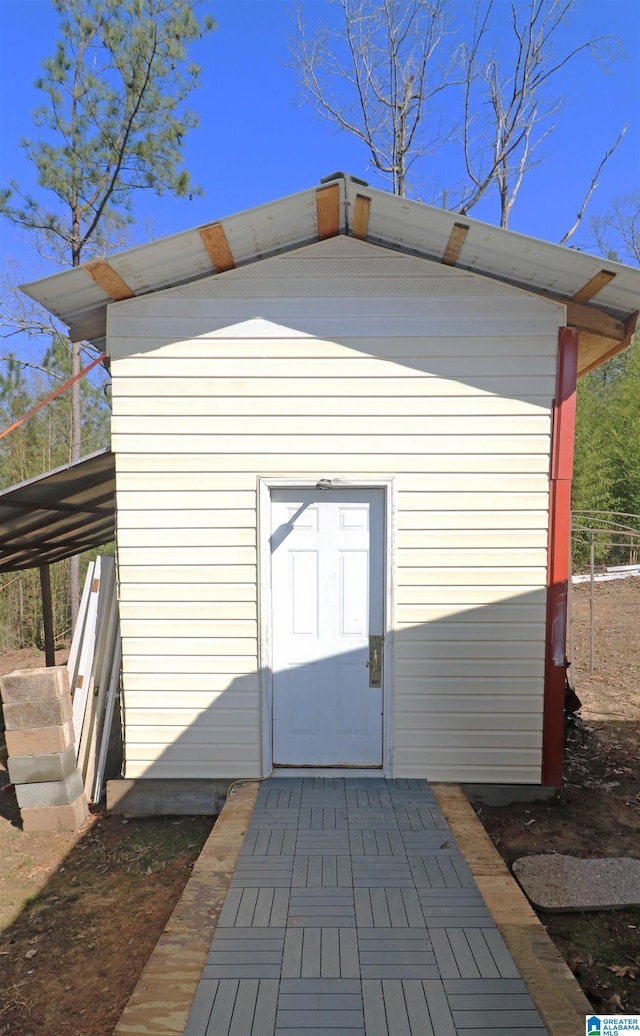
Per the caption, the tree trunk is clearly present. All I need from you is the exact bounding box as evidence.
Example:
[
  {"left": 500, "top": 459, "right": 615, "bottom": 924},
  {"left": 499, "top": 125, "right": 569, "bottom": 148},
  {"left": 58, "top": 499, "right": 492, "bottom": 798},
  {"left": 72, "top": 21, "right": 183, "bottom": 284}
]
[{"left": 69, "top": 340, "right": 82, "bottom": 630}]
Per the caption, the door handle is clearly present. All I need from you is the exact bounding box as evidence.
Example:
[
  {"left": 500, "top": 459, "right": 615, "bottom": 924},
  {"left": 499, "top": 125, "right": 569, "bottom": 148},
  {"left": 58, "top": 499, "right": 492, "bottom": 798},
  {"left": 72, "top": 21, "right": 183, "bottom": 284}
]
[{"left": 368, "top": 635, "right": 383, "bottom": 687}]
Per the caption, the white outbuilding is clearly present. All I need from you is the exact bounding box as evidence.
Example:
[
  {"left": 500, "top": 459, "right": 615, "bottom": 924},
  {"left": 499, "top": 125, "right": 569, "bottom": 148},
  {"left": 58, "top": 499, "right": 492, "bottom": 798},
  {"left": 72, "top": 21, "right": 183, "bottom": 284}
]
[{"left": 23, "top": 174, "right": 640, "bottom": 811}]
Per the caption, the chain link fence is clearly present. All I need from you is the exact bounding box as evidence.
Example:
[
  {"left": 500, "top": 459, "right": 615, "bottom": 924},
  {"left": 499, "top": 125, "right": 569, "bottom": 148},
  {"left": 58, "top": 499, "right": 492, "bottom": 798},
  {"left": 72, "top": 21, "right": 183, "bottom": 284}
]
[{"left": 569, "top": 511, "right": 640, "bottom": 672}]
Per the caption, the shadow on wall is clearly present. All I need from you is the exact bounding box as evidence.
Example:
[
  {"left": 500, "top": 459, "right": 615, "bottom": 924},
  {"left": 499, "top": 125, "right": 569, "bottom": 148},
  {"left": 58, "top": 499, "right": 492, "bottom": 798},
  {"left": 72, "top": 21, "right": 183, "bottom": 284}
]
[
  {"left": 113, "top": 311, "right": 558, "bottom": 411},
  {"left": 111, "top": 584, "right": 558, "bottom": 815}
]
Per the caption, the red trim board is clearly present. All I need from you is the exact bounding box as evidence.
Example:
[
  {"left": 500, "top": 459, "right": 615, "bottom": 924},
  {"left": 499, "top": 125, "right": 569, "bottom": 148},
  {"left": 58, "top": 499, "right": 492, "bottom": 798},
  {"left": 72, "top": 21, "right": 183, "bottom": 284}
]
[{"left": 542, "top": 327, "right": 579, "bottom": 788}]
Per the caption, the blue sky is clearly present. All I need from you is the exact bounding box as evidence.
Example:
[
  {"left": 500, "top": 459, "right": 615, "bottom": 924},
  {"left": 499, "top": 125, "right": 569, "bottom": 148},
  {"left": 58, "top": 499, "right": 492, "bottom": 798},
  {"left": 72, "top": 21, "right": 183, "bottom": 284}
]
[{"left": 1, "top": 0, "right": 639, "bottom": 291}]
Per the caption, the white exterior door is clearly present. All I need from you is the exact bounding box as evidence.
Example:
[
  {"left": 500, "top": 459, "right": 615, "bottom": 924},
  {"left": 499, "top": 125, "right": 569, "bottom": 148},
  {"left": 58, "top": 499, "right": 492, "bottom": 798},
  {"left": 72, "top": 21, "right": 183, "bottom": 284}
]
[{"left": 271, "top": 488, "right": 384, "bottom": 767}]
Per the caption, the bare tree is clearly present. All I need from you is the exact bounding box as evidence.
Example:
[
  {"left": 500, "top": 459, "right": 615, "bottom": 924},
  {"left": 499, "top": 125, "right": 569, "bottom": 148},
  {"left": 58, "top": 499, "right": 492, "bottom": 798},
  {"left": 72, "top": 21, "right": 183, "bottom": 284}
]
[
  {"left": 1, "top": 266, "right": 66, "bottom": 349},
  {"left": 291, "top": 0, "right": 625, "bottom": 233},
  {"left": 457, "top": 0, "right": 623, "bottom": 228},
  {"left": 589, "top": 192, "right": 640, "bottom": 266},
  {"left": 559, "top": 125, "right": 628, "bottom": 246},
  {"left": 291, "top": 0, "right": 456, "bottom": 197}
]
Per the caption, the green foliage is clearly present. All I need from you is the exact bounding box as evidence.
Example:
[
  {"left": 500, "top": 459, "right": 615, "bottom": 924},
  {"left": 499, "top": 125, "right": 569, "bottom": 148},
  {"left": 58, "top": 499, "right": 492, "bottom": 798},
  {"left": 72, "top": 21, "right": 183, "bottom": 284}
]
[
  {"left": 0, "top": 345, "right": 111, "bottom": 648},
  {"left": 572, "top": 334, "right": 640, "bottom": 568},
  {"left": 0, "top": 0, "right": 213, "bottom": 648},
  {"left": 1, "top": 0, "right": 215, "bottom": 264},
  {"left": 0, "top": 343, "right": 110, "bottom": 489}
]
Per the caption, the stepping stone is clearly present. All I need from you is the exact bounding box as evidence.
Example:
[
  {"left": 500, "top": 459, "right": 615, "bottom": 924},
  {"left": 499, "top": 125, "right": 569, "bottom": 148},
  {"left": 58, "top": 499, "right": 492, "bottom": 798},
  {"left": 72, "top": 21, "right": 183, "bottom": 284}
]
[{"left": 512, "top": 854, "right": 640, "bottom": 911}]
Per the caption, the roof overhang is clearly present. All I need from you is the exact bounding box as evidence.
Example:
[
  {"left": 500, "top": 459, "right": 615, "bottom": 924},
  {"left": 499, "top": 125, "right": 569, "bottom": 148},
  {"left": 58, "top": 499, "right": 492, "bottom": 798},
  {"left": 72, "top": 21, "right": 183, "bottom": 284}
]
[
  {"left": 0, "top": 448, "right": 115, "bottom": 572},
  {"left": 21, "top": 173, "right": 640, "bottom": 377}
]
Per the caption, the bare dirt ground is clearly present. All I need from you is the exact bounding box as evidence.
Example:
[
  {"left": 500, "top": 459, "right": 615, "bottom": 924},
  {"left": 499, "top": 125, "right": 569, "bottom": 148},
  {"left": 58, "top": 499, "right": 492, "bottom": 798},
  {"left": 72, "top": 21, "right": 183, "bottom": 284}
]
[
  {"left": 0, "top": 579, "right": 638, "bottom": 1032},
  {"left": 0, "top": 648, "right": 213, "bottom": 1036},
  {"left": 477, "top": 576, "right": 640, "bottom": 1016}
]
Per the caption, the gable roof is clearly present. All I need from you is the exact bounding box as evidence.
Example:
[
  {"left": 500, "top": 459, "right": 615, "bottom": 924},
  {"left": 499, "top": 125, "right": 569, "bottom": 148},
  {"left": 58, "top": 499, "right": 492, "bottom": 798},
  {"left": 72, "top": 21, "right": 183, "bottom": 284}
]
[{"left": 22, "top": 173, "right": 639, "bottom": 377}]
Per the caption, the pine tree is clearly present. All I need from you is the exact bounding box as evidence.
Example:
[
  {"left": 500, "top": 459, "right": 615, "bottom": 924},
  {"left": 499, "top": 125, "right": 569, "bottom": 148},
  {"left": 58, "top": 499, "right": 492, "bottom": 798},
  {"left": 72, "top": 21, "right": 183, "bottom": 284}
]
[
  {"left": 1, "top": 0, "right": 215, "bottom": 628},
  {"left": 1, "top": 0, "right": 215, "bottom": 267}
]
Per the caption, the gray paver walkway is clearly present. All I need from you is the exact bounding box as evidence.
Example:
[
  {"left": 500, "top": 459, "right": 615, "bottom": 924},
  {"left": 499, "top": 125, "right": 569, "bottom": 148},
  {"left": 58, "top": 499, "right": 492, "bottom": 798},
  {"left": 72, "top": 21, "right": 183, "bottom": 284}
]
[{"left": 184, "top": 778, "right": 549, "bottom": 1035}]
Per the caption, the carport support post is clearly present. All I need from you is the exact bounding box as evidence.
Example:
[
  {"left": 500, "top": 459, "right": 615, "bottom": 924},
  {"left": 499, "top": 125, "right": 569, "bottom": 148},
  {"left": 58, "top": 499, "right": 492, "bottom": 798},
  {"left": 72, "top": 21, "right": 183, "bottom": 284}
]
[
  {"left": 542, "top": 326, "right": 579, "bottom": 790},
  {"left": 39, "top": 563, "right": 55, "bottom": 667}
]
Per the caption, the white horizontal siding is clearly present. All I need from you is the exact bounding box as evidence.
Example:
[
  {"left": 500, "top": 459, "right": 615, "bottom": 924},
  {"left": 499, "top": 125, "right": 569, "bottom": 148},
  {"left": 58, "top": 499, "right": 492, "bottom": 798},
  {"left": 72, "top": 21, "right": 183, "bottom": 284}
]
[
  {"left": 399, "top": 509, "right": 549, "bottom": 530},
  {"left": 397, "top": 569, "right": 546, "bottom": 586},
  {"left": 396, "top": 621, "right": 546, "bottom": 641},
  {"left": 112, "top": 355, "right": 556, "bottom": 378},
  {"left": 128, "top": 724, "right": 258, "bottom": 745},
  {"left": 398, "top": 729, "right": 541, "bottom": 748},
  {"left": 395, "top": 680, "right": 542, "bottom": 703},
  {"left": 397, "top": 757, "right": 541, "bottom": 783},
  {"left": 112, "top": 432, "right": 552, "bottom": 457},
  {"left": 123, "top": 679, "right": 258, "bottom": 697},
  {"left": 127, "top": 708, "right": 256, "bottom": 727},
  {"left": 118, "top": 565, "right": 255, "bottom": 583},
  {"left": 117, "top": 528, "right": 255, "bottom": 547},
  {"left": 113, "top": 376, "right": 555, "bottom": 399},
  {"left": 112, "top": 335, "right": 558, "bottom": 362},
  {"left": 114, "top": 462, "right": 550, "bottom": 490},
  {"left": 123, "top": 638, "right": 256, "bottom": 655},
  {"left": 123, "top": 737, "right": 260, "bottom": 778},
  {"left": 119, "top": 620, "right": 256, "bottom": 639},
  {"left": 118, "top": 547, "right": 255, "bottom": 565},
  {"left": 111, "top": 414, "right": 551, "bottom": 436},
  {"left": 399, "top": 586, "right": 547, "bottom": 605},
  {"left": 112, "top": 393, "right": 550, "bottom": 418},
  {"left": 397, "top": 531, "right": 548, "bottom": 548},
  {"left": 109, "top": 237, "right": 563, "bottom": 782},
  {"left": 114, "top": 482, "right": 255, "bottom": 500},
  {"left": 124, "top": 760, "right": 256, "bottom": 779},
  {"left": 117, "top": 510, "right": 256, "bottom": 530},
  {"left": 400, "top": 640, "right": 544, "bottom": 660},
  {"left": 118, "top": 602, "right": 255, "bottom": 621},
  {"left": 396, "top": 603, "right": 545, "bottom": 623},
  {"left": 122, "top": 655, "right": 256, "bottom": 674},
  {"left": 118, "top": 582, "right": 255, "bottom": 603},
  {"left": 395, "top": 659, "right": 544, "bottom": 677},
  {"left": 110, "top": 320, "right": 561, "bottom": 348},
  {"left": 115, "top": 452, "right": 551, "bottom": 475}
]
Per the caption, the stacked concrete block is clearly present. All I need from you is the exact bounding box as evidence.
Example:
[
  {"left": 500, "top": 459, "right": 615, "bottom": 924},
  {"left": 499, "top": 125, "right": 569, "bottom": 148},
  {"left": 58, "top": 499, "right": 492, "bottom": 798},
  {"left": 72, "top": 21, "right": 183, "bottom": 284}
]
[{"left": 0, "top": 667, "right": 89, "bottom": 833}]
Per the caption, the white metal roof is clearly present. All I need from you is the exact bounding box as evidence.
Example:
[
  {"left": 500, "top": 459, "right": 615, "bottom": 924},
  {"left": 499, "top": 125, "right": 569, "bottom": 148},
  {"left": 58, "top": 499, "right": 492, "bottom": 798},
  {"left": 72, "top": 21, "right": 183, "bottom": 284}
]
[{"left": 22, "top": 173, "right": 639, "bottom": 356}]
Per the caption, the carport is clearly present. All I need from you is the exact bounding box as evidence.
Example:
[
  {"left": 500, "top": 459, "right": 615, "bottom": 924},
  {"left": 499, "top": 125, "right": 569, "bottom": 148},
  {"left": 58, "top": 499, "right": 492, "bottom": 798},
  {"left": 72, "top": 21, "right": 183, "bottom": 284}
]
[{"left": 0, "top": 448, "right": 116, "bottom": 663}]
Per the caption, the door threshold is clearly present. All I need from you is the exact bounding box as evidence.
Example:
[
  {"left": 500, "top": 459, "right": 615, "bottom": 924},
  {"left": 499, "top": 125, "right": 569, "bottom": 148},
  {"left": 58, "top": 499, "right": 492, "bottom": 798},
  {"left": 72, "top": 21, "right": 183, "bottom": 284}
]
[{"left": 271, "top": 767, "right": 385, "bottom": 778}]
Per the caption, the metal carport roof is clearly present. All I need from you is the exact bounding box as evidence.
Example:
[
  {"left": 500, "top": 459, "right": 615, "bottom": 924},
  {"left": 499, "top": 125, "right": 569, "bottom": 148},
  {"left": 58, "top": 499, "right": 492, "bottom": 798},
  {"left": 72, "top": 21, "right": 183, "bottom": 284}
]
[{"left": 0, "top": 448, "right": 115, "bottom": 573}]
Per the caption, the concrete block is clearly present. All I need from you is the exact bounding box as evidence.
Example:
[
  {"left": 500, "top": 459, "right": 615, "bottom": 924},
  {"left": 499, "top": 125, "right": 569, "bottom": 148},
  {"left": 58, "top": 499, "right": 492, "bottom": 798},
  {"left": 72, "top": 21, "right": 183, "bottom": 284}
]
[
  {"left": 15, "top": 768, "right": 85, "bottom": 809},
  {"left": 8, "top": 743, "right": 77, "bottom": 786},
  {"left": 5, "top": 719, "right": 75, "bottom": 758},
  {"left": 2, "top": 694, "right": 72, "bottom": 731},
  {"left": 0, "top": 666, "right": 70, "bottom": 704},
  {"left": 20, "top": 793, "right": 89, "bottom": 833}
]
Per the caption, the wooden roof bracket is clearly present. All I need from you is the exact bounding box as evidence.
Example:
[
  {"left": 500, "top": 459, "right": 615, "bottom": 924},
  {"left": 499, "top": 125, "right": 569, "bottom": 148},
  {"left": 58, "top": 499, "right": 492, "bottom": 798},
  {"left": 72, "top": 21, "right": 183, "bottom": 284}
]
[
  {"left": 578, "top": 309, "right": 639, "bottom": 377},
  {"left": 572, "top": 269, "right": 616, "bottom": 303},
  {"left": 85, "top": 258, "right": 135, "bottom": 301},
  {"left": 352, "top": 194, "right": 371, "bottom": 240},
  {"left": 561, "top": 298, "right": 626, "bottom": 340},
  {"left": 316, "top": 182, "right": 341, "bottom": 240},
  {"left": 199, "top": 223, "right": 236, "bottom": 272},
  {"left": 442, "top": 223, "right": 469, "bottom": 266}
]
